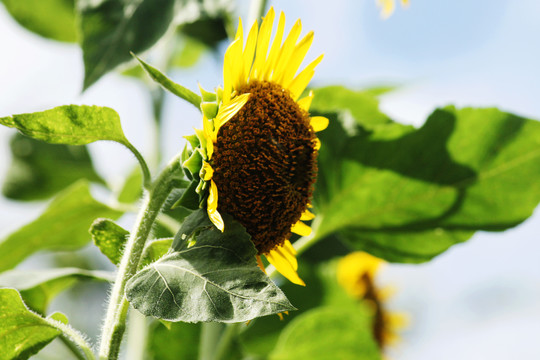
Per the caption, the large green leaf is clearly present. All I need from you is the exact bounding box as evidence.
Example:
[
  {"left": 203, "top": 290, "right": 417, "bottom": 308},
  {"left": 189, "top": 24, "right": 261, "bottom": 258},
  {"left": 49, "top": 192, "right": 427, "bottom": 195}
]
[
  {"left": 0, "top": 181, "right": 122, "bottom": 273},
  {"left": 126, "top": 209, "right": 295, "bottom": 323},
  {"left": 78, "top": 0, "right": 176, "bottom": 89},
  {"left": 313, "top": 106, "right": 540, "bottom": 262},
  {"left": 2, "top": 134, "right": 104, "bottom": 201},
  {"left": 0, "top": 288, "right": 68, "bottom": 360},
  {"left": 0, "top": 105, "right": 128, "bottom": 146},
  {"left": 0, "top": 268, "right": 113, "bottom": 314},
  {"left": 1, "top": 0, "right": 77, "bottom": 42},
  {"left": 90, "top": 218, "right": 129, "bottom": 266},
  {"left": 269, "top": 306, "right": 381, "bottom": 360}
]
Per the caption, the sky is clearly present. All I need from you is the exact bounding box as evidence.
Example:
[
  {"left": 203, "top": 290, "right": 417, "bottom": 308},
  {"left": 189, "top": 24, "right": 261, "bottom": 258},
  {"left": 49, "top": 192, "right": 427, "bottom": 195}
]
[{"left": 1, "top": 0, "right": 540, "bottom": 359}]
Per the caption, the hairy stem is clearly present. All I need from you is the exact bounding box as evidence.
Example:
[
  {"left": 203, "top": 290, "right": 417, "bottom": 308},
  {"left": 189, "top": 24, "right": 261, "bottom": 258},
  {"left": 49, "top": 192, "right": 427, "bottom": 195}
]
[
  {"left": 47, "top": 320, "right": 95, "bottom": 360},
  {"left": 98, "top": 154, "right": 182, "bottom": 360}
]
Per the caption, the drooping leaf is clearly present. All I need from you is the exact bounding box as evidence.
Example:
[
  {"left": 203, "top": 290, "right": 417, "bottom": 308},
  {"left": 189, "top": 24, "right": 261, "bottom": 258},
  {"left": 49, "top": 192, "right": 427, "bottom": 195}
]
[
  {"left": 89, "top": 218, "right": 129, "bottom": 265},
  {"left": 133, "top": 55, "right": 201, "bottom": 108},
  {"left": 0, "top": 268, "right": 113, "bottom": 314},
  {"left": 78, "top": 0, "right": 176, "bottom": 89},
  {"left": 269, "top": 306, "right": 381, "bottom": 360},
  {"left": 126, "top": 209, "right": 295, "bottom": 323},
  {"left": 313, "top": 105, "right": 540, "bottom": 262},
  {"left": 0, "top": 105, "right": 128, "bottom": 146},
  {"left": 0, "top": 181, "right": 122, "bottom": 273},
  {"left": 2, "top": 133, "right": 104, "bottom": 201},
  {"left": 0, "top": 288, "right": 68, "bottom": 360},
  {"left": 1, "top": 0, "right": 77, "bottom": 42}
]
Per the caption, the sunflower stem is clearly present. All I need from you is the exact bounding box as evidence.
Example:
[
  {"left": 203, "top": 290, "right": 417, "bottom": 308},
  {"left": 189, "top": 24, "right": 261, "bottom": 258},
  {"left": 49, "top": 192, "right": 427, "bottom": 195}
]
[
  {"left": 199, "top": 322, "right": 225, "bottom": 360},
  {"left": 98, "top": 154, "right": 182, "bottom": 360}
]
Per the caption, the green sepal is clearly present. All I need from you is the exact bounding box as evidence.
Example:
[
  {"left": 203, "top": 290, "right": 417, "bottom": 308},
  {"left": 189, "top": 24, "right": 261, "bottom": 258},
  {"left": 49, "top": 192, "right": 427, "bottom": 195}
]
[
  {"left": 199, "top": 85, "right": 217, "bottom": 102},
  {"left": 201, "top": 102, "right": 218, "bottom": 119},
  {"left": 181, "top": 144, "right": 193, "bottom": 180},
  {"left": 194, "top": 128, "right": 207, "bottom": 154},
  {"left": 184, "top": 134, "right": 200, "bottom": 149},
  {"left": 182, "top": 149, "right": 203, "bottom": 179},
  {"left": 171, "top": 180, "right": 200, "bottom": 210}
]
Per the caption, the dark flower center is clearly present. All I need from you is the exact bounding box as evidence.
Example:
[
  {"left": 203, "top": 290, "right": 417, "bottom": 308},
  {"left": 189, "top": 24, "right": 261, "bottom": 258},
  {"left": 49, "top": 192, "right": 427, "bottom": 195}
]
[{"left": 212, "top": 81, "right": 318, "bottom": 254}]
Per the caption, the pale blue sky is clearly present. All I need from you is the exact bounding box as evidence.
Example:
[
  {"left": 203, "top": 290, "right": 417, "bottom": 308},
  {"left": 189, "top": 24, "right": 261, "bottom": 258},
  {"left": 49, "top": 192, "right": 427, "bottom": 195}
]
[{"left": 1, "top": 1, "right": 539, "bottom": 358}]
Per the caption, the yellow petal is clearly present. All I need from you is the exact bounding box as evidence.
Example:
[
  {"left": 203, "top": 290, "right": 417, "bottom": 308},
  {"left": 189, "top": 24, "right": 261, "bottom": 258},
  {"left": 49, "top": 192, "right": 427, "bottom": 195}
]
[
  {"left": 271, "top": 18, "right": 302, "bottom": 83},
  {"left": 300, "top": 209, "right": 315, "bottom": 221},
  {"left": 297, "top": 91, "right": 314, "bottom": 112},
  {"left": 283, "top": 239, "right": 297, "bottom": 255},
  {"left": 289, "top": 54, "right": 324, "bottom": 100},
  {"left": 240, "top": 21, "right": 258, "bottom": 86},
  {"left": 262, "top": 11, "right": 286, "bottom": 81},
  {"left": 251, "top": 7, "right": 275, "bottom": 80},
  {"left": 207, "top": 180, "right": 224, "bottom": 231},
  {"left": 201, "top": 161, "right": 214, "bottom": 181},
  {"left": 280, "top": 31, "right": 314, "bottom": 87},
  {"left": 291, "top": 221, "right": 311, "bottom": 236},
  {"left": 265, "top": 248, "right": 305, "bottom": 286},
  {"left": 313, "top": 138, "right": 321, "bottom": 150},
  {"left": 214, "top": 93, "right": 250, "bottom": 132},
  {"left": 310, "top": 116, "right": 329, "bottom": 132},
  {"left": 256, "top": 255, "right": 266, "bottom": 274},
  {"left": 235, "top": 17, "right": 244, "bottom": 42},
  {"left": 275, "top": 246, "right": 297, "bottom": 271},
  {"left": 223, "top": 39, "right": 243, "bottom": 104},
  {"left": 401, "top": 0, "right": 410, "bottom": 7},
  {"left": 377, "top": 0, "right": 395, "bottom": 19}
]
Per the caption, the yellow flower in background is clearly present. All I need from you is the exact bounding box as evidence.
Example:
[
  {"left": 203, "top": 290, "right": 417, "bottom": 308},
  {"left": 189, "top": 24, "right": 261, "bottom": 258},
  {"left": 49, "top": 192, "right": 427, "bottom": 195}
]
[
  {"left": 190, "top": 7, "right": 327, "bottom": 286},
  {"left": 377, "top": 0, "right": 410, "bottom": 19},
  {"left": 338, "top": 252, "right": 409, "bottom": 350}
]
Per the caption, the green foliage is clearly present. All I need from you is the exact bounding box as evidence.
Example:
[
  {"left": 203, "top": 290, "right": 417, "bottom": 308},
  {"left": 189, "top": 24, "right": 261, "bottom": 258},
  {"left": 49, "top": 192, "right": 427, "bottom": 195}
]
[
  {"left": 116, "top": 167, "right": 143, "bottom": 204},
  {"left": 0, "top": 181, "right": 122, "bottom": 272},
  {"left": 270, "top": 306, "right": 381, "bottom": 360},
  {"left": 147, "top": 321, "right": 200, "bottom": 360},
  {"left": 126, "top": 209, "right": 295, "bottom": 323},
  {"left": 2, "top": 134, "right": 104, "bottom": 201},
  {"left": 0, "top": 288, "right": 68, "bottom": 360},
  {"left": 311, "top": 88, "right": 540, "bottom": 262},
  {"left": 78, "top": 0, "right": 176, "bottom": 89},
  {"left": 133, "top": 55, "right": 202, "bottom": 108},
  {"left": 90, "top": 219, "right": 130, "bottom": 266},
  {"left": 0, "top": 268, "right": 113, "bottom": 314},
  {"left": 0, "top": 105, "right": 128, "bottom": 146},
  {"left": 1, "top": 0, "right": 77, "bottom": 42}
]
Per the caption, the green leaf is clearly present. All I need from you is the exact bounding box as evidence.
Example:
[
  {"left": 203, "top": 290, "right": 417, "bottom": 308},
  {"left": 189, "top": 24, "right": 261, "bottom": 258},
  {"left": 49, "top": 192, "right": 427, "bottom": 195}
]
[
  {"left": 116, "top": 167, "right": 143, "bottom": 204},
  {"left": 0, "top": 181, "right": 122, "bottom": 273},
  {"left": 270, "top": 306, "right": 381, "bottom": 360},
  {"left": 171, "top": 37, "right": 206, "bottom": 68},
  {"left": 89, "top": 218, "right": 129, "bottom": 266},
  {"left": 310, "top": 86, "right": 393, "bottom": 129},
  {"left": 1, "top": 0, "right": 77, "bottom": 42},
  {"left": 314, "top": 106, "right": 540, "bottom": 262},
  {"left": 142, "top": 238, "right": 173, "bottom": 266},
  {"left": 2, "top": 133, "right": 104, "bottom": 201},
  {"left": 133, "top": 55, "right": 201, "bottom": 108},
  {"left": 0, "top": 105, "right": 128, "bottom": 146},
  {"left": 78, "top": 0, "right": 176, "bottom": 89},
  {"left": 0, "top": 288, "right": 67, "bottom": 360},
  {"left": 0, "top": 268, "right": 113, "bottom": 314},
  {"left": 126, "top": 209, "right": 295, "bottom": 323},
  {"left": 147, "top": 321, "right": 200, "bottom": 360}
]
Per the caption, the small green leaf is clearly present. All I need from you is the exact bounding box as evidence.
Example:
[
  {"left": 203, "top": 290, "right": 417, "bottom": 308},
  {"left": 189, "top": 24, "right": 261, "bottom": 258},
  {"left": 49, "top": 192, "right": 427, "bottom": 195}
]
[
  {"left": 0, "top": 268, "right": 113, "bottom": 314},
  {"left": 0, "top": 105, "right": 128, "bottom": 146},
  {"left": 116, "top": 167, "right": 143, "bottom": 204},
  {"left": 142, "top": 238, "right": 173, "bottom": 266},
  {"left": 0, "top": 181, "right": 122, "bottom": 273},
  {"left": 0, "top": 288, "right": 66, "bottom": 360},
  {"left": 269, "top": 306, "right": 381, "bottom": 360},
  {"left": 78, "top": 0, "right": 176, "bottom": 89},
  {"left": 133, "top": 55, "right": 201, "bottom": 109},
  {"left": 1, "top": 0, "right": 77, "bottom": 42},
  {"left": 126, "top": 209, "right": 295, "bottom": 323},
  {"left": 89, "top": 219, "right": 129, "bottom": 265},
  {"left": 2, "top": 133, "right": 104, "bottom": 201},
  {"left": 314, "top": 106, "right": 540, "bottom": 263}
]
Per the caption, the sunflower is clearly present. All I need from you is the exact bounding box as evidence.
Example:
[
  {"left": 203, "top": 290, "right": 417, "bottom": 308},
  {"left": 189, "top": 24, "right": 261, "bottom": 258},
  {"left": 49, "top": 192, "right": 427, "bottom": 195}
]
[
  {"left": 337, "top": 252, "right": 408, "bottom": 350},
  {"left": 181, "top": 7, "right": 327, "bottom": 286}
]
